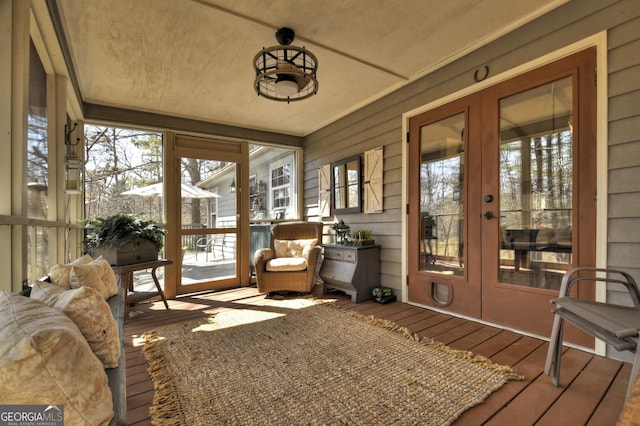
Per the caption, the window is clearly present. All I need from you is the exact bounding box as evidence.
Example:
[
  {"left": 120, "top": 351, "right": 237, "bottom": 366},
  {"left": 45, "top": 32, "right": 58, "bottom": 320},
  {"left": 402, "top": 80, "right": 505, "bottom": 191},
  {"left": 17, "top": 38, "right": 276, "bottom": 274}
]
[
  {"left": 84, "top": 125, "right": 164, "bottom": 222},
  {"left": 269, "top": 155, "right": 294, "bottom": 219},
  {"left": 26, "top": 39, "right": 49, "bottom": 282},
  {"left": 248, "top": 146, "right": 298, "bottom": 221},
  {"left": 27, "top": 40, "right": 48, "bottom": 219}
]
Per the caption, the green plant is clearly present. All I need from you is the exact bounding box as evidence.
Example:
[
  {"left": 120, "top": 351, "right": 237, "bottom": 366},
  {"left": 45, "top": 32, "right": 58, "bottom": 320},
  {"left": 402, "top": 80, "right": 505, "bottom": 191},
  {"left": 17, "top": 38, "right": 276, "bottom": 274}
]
[
  {"left": 352, "top": 229, "right": 372, "bottom": 240},
  {"left": 330, "top": 219, "right": 351, "bottom": 244},
  {"left": 82, "top": 213, "right": 165, "bottom": 254},
  {"left": 330, "top": 219, "right": 350, "bottom": 233}
]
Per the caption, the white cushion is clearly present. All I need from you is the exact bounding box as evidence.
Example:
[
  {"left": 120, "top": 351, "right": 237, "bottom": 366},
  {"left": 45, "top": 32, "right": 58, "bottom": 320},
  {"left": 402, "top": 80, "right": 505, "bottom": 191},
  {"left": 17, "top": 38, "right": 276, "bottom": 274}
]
[
  {"left": 273, "top": 238, "right": 317, "bottom": 259},
  {"left": 0, "top": 291, "right": 113, "bottom": 425},
  {"left": 266, "top": 257, "right": 308, "bottom": 272},
  {"left": 91, "top": 256, "right": 119, "bottom": 298},
  {"left": 31, "top": 281, "right": 121, "bottom": 368},
  {"left": 48, "top": 255, "right": 93, "bottom": 289},
  {"left": 70, "top": 256, "right": 119, "bottom": 300}
]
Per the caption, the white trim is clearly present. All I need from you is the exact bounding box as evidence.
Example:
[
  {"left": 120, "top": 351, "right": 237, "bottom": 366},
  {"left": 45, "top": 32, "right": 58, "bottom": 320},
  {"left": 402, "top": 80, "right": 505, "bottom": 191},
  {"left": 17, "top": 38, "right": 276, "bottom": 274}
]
[
  {"left": 401, "top": 33, "right": 609, "bottom": 354},
  {"left": 594, "top": 32, "right": 609, "bottom": 355}
]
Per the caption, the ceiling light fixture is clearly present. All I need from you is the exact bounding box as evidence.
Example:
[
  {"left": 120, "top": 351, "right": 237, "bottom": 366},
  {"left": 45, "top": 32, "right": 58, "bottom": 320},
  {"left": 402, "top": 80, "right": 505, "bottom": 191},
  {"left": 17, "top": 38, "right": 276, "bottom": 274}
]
[{"left": 253, "top": 27, "right": 318, "bottom": 103}]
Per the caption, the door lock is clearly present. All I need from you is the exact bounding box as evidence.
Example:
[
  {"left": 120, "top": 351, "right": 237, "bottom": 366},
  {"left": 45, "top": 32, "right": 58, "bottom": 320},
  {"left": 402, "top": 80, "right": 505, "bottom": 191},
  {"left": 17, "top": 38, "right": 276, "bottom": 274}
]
[
  {"left": 484, "top": 194, "right": 494, "bottom": 203},
  {"left": 483, "top": 211, "right": 495, "bottom": 220}
]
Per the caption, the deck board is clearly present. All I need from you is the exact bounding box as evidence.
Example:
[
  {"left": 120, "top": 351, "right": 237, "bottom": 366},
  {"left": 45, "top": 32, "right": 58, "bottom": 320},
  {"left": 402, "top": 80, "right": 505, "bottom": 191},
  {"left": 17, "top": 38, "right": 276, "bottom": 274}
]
[
  {"left": 123, "top": 285, "right": 632, "bottom": 425},
  {"left": 485, "top": 348, "right": 594, "bottom": 425},
  {"left": 587, "top": 363, "right": 631, "bottom": 425},
  {"left": 538, "top": 356, "right": 623, "bottom": 425}
]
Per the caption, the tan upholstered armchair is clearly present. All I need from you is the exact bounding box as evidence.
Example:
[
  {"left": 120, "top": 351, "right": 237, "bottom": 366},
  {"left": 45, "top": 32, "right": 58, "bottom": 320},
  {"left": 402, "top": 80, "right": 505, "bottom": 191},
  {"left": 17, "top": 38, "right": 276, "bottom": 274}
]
[{"left": 254, "top": 221, "right": 323, "bottom": 294}]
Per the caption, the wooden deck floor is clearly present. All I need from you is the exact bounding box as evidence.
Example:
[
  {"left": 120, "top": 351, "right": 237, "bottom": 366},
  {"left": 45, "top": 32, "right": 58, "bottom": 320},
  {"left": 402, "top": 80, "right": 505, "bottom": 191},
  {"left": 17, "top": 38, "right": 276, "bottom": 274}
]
[{"left": 124, "top": 286, "right": 631, "bottom": 425}]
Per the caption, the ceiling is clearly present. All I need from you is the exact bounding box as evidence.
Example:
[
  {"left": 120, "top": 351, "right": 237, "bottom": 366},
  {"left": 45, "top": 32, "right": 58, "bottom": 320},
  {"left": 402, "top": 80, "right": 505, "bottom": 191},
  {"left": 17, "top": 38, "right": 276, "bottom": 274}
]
[{"left": 56, "top": 0, "right": 568, "bottom": 137}]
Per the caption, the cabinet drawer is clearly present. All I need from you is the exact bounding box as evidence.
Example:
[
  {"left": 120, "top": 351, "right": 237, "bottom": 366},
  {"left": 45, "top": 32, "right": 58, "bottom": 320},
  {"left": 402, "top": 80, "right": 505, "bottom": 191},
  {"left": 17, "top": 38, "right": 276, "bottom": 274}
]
[
  {"left": 343, "top": 251, "right": 357, "bottom": 263},
  {"left": 324, "top": 249, "right": 344, "bottom": 261}
]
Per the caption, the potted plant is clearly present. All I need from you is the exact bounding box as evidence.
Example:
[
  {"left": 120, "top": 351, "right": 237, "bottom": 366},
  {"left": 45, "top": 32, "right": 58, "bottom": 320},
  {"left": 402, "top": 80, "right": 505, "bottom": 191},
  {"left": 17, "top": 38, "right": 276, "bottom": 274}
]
[
  {"left": 330, "top": 219, "right": 351, "bottom": 245},
  {"left": 352, "top": 229, "right": 374, "bottom": 246},
  {"left": 82, "top": 213, "right": 166, "bottom": 266}
]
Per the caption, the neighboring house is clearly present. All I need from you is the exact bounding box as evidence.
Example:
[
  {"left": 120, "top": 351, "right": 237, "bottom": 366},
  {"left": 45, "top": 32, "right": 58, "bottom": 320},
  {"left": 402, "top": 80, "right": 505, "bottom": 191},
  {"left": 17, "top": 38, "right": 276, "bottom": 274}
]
[
  {"left": 199, "top": 146, "right": 300, "bottom": 224},
  {"left": 1, "top": 0, "right": 639, "bottom": 362}
]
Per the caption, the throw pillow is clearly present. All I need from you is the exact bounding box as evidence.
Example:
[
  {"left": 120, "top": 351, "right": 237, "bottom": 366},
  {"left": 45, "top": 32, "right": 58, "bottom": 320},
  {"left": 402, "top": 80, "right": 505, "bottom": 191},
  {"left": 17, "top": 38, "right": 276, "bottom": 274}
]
[
  {"left": 90, "top": 256, "right": 119, "bottom": 298},
  {"left": 273, "top": 239, "right": 289, "bottom": 258},
  {"left": 48, "top": 254, "right": 93, "bottom": 289},
  {"left": 31, "top": 281, "right": 121, "bottom": 368},
  {"left": 70, "top": 262, "right": 110, "bottom": 299},
  {"left": 273, "top": 238, "right": 317, "bottom": 259},
  {"left": 0, "top": 291, "right": 114, "bottom": 425}
]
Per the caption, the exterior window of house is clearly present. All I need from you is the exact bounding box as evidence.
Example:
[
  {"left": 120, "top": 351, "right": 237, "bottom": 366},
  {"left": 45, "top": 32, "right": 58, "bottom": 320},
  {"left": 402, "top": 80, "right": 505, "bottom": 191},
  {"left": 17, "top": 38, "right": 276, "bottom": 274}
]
[
  {"left": 248, "top": 146, "right": 298, "bottom": 221},
  {"left": 26, "top": 39, "right": 49, "bottom": 281},
  {"left": 269, "top": 155, "right": 294, "bottom": 219}
]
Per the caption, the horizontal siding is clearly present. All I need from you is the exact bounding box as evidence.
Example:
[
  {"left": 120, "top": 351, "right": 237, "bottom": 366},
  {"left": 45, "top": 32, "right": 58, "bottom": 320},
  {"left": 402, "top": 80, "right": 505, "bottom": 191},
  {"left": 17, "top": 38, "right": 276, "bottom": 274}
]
[
  {"left": 609, "top": 166, "right": 640, "bottom": 193},
  {"left": 606, "top": 1, "right": 640, "bottom": 349},
  {"left": 609, "top": 140, "right": 640, "bottom": 169},
  {"left": 609, "top": 193, "right": 640, "bottom": 218},
  {"left": 608, "top": 218, "right": 640, "bottom": 243}
]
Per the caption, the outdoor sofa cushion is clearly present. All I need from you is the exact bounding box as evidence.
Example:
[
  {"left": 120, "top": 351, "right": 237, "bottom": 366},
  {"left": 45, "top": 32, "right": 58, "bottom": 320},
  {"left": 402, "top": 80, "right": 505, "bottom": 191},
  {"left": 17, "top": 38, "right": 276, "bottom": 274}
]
[
  {"left": 0, "top": 291, "right": 113, "bottom": 425},
  {"left": 30, "top": 280, "right": 121, "bottom": 368}
]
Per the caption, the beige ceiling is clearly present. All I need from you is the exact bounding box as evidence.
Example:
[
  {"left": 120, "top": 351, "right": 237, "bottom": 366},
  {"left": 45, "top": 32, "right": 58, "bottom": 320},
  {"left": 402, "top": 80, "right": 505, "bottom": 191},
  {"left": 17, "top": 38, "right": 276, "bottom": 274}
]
[{"left": 57, "top": 0, "right": 567, "bottom": 137}]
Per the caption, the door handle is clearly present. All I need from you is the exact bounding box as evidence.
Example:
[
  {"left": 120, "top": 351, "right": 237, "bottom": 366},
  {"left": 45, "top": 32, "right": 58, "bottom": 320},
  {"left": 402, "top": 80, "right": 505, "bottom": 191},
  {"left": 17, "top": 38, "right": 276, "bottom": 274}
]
[{"left": 483, "top": 211, "right": 495, "bottom": 220}]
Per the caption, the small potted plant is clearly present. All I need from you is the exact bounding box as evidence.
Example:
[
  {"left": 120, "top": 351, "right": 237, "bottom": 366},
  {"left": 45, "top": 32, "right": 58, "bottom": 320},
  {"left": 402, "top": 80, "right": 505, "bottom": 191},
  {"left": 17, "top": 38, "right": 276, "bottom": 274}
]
[
  {"left": 82, "top": 213, "right": 165, "bottom": 266},
  {"left": 352, "top": 229, "right": 374, "bottom": 246}
]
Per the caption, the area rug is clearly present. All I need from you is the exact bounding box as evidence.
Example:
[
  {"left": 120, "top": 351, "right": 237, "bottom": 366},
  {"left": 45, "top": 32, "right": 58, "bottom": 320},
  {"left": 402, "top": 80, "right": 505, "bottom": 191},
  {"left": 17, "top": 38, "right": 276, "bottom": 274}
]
[{"left": 142, "top": 300, "right": 522, "bottom": 425}]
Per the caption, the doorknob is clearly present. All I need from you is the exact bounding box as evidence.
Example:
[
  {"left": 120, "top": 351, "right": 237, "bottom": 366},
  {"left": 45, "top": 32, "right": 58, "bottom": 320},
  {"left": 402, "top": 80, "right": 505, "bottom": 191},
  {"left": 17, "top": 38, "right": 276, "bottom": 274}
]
[{"left": 483, "top": 211, "right": 495, "bottom": 220}]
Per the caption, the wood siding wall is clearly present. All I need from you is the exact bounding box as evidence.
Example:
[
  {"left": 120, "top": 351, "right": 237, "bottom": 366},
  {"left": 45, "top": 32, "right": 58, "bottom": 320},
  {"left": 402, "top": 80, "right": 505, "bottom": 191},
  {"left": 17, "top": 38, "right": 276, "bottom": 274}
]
[
  {"left": 303, "top": 0, "right": 640, "bottom": 303},
  {"left": 607, "top": 11, "right": 640, "bottom": 304}
]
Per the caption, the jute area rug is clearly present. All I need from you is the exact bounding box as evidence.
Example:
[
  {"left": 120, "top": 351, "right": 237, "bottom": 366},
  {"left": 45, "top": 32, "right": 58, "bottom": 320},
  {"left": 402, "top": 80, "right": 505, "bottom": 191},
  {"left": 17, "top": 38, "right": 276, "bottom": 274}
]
[{"left": 142, "top": 299, "right": 522, "bottom": 425}]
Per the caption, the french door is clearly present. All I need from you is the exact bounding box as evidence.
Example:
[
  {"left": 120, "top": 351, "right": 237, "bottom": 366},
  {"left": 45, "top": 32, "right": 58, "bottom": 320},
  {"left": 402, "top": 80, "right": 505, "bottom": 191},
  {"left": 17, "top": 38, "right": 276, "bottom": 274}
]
[{"left": 408, "top": 48, "right": 596, "bottom": 345}]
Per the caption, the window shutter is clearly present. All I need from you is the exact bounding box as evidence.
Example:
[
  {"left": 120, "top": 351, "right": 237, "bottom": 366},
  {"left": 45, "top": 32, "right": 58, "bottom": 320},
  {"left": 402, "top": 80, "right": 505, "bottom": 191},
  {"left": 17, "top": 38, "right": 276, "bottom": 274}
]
[
  {"left": 318, "top": 164, "right": 331, "bottom": 217},
  {"left": 364, "top": 147, "right": 383, "bottom": 214}
]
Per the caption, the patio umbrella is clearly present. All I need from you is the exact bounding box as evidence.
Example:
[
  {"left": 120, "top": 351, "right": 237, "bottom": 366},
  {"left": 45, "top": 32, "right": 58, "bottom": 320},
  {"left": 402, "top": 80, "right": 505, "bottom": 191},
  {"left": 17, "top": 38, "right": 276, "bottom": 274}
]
[
  {"left": 121, "top": 182, "right": 219, "bottom": 199},
  {"left": 121, "top": 182, "right": 219, "bottom": 225}
]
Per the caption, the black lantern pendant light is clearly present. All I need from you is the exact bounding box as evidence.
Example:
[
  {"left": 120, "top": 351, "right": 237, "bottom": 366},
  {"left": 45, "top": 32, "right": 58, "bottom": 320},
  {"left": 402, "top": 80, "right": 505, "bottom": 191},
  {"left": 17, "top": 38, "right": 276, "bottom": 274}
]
[{"left": 253, "top": 27, "right": 318, "bottom": 103}]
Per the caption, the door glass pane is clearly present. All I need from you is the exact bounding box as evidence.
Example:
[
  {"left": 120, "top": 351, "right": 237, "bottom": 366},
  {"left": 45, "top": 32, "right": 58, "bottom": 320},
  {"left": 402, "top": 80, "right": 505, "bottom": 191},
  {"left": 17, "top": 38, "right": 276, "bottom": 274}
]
[
  {"left": 419, "top": 113, "right": 465, "bottom": 276},
  {"left": 498, "top": 77, "right": 573, "bottom": 290},
  {"left": 180, "top": 159, "right": 236, "bottom": 285}
]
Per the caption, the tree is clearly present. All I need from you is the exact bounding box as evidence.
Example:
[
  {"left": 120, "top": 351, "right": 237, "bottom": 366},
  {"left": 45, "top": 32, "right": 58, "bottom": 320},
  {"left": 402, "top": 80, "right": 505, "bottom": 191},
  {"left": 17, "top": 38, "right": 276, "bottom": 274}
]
[{"left": 84, "top": 126, "right": 163, "bottom": 221}]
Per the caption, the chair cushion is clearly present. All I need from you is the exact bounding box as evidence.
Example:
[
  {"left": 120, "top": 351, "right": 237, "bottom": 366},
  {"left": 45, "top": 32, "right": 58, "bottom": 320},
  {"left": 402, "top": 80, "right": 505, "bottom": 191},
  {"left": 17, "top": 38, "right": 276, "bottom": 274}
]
[
  {"left": 266, "top": 257, "right": 308, "bottom": 272},
  {"left": 0, "top": 291, "right": 114, "bottom": 425},
  {"left": 274, "top": 238, "right": 317, "bottom": 259},
  {"left": 30, "top": 281, "right": 121, "bottom": 368}
]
